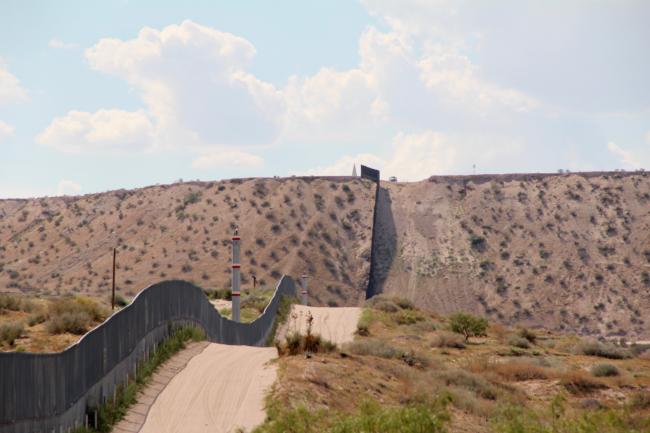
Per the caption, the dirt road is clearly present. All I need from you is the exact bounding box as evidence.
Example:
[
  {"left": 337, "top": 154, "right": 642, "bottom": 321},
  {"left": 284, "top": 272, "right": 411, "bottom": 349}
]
[
  {"left": 138, "top": 344, "right": 277, "bottom": 433},
  {"left": 115, "top": 305, "right": 360, "bottom": 433},
  {"left": 278, "top": 305, "right": 361, "bottom": 346}
]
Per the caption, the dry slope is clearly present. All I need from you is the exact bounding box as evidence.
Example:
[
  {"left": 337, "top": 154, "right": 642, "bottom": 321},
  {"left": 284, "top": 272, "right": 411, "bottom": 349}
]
[
  {"left": 0, "top": 177, "right": 375, "bottom": 307},
  {"left": 377, "top": 172, "right": 650, "bottom": 339}
]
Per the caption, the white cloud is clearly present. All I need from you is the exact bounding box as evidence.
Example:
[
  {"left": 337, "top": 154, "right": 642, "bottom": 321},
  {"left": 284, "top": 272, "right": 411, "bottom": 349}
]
[
  {"left": 56, "top": 179, "right": 82, "bottom": 196},
  {"left": 607, "top": 142, "right": 641, "bottom": 170},
  {"left": 646, "top": 132, "right": 650, "bottom": 145},
  {"left": 37, "top": 109, "right": 155, "bottom": 153},
  {"left": 0, "top": 59, "right": 27, "bottom": 104},
  {"left": 84, "top": 20, "right": 285, "bottom": 147},
  {"left": 0, "top": 120, "right": 14, "bottom": 143},
  {"left": 192, "top": 149, "right": 264, "bottom": 169},
  {"left": 48, "top": 39, "right": 79, "bottom": 50}
]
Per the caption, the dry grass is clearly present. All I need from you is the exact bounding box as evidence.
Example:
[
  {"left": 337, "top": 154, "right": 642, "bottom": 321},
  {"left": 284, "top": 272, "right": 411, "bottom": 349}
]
[{"left": 560, "top": 370, "right": 607, "bottom": 394}]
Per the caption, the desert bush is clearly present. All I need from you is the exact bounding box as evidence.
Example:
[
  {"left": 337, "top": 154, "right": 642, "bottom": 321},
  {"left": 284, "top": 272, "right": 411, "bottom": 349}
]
[
  {"left": 507, "top": 335, "right": 530, "bottom": 349},
  {"left": 27, "top": 311, "right": 47, "bottom": 326},
  {"left": 438, "top": 369, "right": 498, "bottom": 400},
  {"left": 46, "top": 297, "right": 108, "bottom": 335},
  {"left": 113, "top": 294, "right": 129, "bottom": 308},
  {"left": 343, "top": 338, "right": 403, "bottom": 359},
  {"left": 0, "top": 322, "right": 24, "bottom": 346},
  {"left": 574, "top": 339, "right": 631, "bottom": 359},
  {"left": 517, "top": 327, "right": 537, "bottom": 344},
  {"left": 590, "top": 363, "right": 619, "bottom": 377},
  {"left": 365, "top": 296, "right": 399, "bottom": 313},
  {"left": 430, "top": 331, "right": 466, "bottom": 349},
  {"left": 183, "top": 191, "right": 201, "bottom": 206},
  {"left": 394, "top": 309, "right": 425, "bottom": 325},
  {"left": 449, "top": 312, "right": 488, "bottom": 341},
  {"left": 0, "top": 294, "right": 34, "bottom": 312},
  {"left": 276, "top": 331, "right": 336, "bottom": 356},
  {"left": 560, "top": 370, "right": 607, "bottom": 394},
  {"left": 630, "top": 391, "right": 650, "bottom": 410},
  {"left": 490, "top": 361, "right": 550, "bottom": 381},
  {"left": 470, "top": 235, "right": 487, "bottom": 252},
  {"left": 394, "top": 297, "right": 414, "bottom": 310}
]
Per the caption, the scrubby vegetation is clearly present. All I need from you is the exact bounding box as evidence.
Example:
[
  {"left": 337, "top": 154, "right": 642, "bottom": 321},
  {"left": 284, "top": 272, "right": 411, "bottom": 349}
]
[
  {"left": 261, "top": 297, "right": 650, "bottom": 433},
  {"left": 448, "top": 312, "right": 488, "bottom": 341},
  {"left": 46, "top": 297, "right": 108, "bottom": 335}
]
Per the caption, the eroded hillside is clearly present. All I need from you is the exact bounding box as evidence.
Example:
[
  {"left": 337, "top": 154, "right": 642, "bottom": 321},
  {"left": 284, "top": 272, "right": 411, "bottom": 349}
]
[
  {"left": 0, "top": 177, "right": 375, "bottom": 307},
  {"left": 376, "top": 172, "right": 650, "bottom": 339}
]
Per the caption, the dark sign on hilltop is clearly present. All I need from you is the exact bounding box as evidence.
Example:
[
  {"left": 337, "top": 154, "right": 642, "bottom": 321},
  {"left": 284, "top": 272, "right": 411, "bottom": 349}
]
[{"left": 360, "top": 165, "right": 380, "bottom": 183}]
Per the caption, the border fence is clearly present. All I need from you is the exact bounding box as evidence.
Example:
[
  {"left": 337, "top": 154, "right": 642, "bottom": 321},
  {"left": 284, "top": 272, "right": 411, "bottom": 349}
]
[{"left": 0, "top": 275, "right": 297, "bottom": 433}]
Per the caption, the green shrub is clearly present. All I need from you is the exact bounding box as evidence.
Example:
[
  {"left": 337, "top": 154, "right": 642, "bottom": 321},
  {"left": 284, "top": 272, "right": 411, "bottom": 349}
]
[
  {"left": 0, "top": 322, "right": 24, "bottom": 346},
  {"left": 394, "top": 297, "right": 414, "bottom": 310},
  {"left": 241, "top": 295, "right": 269, "bottom": 313},
  {"left": 590, "top": 363, "right": 620, "bottom": 377},
  {"left": 448, "top": 312, "right": 488, "bottom": 341},
  {"left": 394, "top": 310, "right": 425, "bottom": 325},
  {"left": 430, "top": 331, "right": 466, "bottom": 349},
  {"left": 575, "top": 339, "right": 631, "bottom": 359},
  {"left": 113, "top": 294, "right": 129, "bottom": 308},
  {"left": 356, "top": 309, "right": 372, "bottom": 336},
  {"left": 507, "top": 335, "right": 530, "bottom": 349},
  {"left": 27, "top": 311, "right": 47, "bottom": 326},
  {"left": 343, "top": 339, "right": 403, "bottom": 359}
]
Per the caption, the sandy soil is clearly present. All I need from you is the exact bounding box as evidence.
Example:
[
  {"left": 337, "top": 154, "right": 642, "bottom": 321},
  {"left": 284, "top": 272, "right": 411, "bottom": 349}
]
[
  {"left": 139, "top": 343, "right": 277, "bottom": 433},
  {"left": 278, "top": 305, "right": 361, "bottom": 345}
]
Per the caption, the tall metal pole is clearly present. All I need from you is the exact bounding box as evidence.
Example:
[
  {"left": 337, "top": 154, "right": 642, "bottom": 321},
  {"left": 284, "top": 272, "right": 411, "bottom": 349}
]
[
  {"left": 301, "top": 274, "right": 308, "bottom": 305},
  {"left": 231, "top": 229, "right": 241, "bottom": 322},
  {"left": 111, "top": 247, "right": 116, "bottom": 310}
]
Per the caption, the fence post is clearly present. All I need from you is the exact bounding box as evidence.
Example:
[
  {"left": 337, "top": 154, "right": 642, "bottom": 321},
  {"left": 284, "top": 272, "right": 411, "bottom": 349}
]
[{"left": 231, "top": 229, "right": 241, "bottom": 322}]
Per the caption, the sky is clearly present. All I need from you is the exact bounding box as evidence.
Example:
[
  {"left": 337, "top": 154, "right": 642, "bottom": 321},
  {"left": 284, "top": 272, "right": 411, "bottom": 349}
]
[{"left": 0, "top": 0, "right": 649, "bottom": 198}]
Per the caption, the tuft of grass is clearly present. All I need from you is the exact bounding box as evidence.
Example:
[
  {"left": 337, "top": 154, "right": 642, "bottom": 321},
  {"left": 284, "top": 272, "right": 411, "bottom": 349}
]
[
  {"left": 590, "top": 363, "right": 620, "bottom": 377},
  {"left": 365, "top": 296, "right": 400, "bottom": 313},
  {"left": 0, "top": 321, "right": 24, "bottom": 346},
  {"left": 430, "top": 331, "right": 466, "bottom": 349},
  {"left": 343, "top": 338, "right": 403, "bottom": 359},
  {"left": 630, "top": 391, "right": 650, "bottom": 410},
  {"left": 438, "top": 369, "right": 499, "bottom": 400},
  {"left": 517, "top": 328, "right": 537, "bottom": 344},
  {"left": 394, "top": 309, "right": 425, "bottom": 326},
  {"left": 276, "top": 331, "right": 337, "bottom": 356}
]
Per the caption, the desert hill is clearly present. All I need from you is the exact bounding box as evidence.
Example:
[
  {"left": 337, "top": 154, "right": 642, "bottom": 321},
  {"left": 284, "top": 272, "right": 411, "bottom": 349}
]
[
  {"left": 376, "top": 171, "right": 650, "bottom": 339},
  {"left": 2, "top": 171, "right": 650, "bottom": 339},
  {"left": 0, "top": 177, "right": 376, "bottom": 308}
]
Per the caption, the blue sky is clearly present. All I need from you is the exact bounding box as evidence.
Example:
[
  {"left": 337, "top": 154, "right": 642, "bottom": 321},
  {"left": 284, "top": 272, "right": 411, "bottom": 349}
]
[{"left": 0, "top": 0, "right": 649, "bottom": 198}]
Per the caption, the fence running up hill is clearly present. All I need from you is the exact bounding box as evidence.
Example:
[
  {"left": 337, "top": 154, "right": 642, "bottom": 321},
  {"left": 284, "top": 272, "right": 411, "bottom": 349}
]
[{"left": 0, "top": 276, "right": 297, "bottom": 433}]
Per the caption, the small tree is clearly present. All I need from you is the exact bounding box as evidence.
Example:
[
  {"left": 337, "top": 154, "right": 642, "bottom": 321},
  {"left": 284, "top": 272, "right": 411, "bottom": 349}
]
[{"left": 449, "top": 312, "right": 488, "bottom": 342}]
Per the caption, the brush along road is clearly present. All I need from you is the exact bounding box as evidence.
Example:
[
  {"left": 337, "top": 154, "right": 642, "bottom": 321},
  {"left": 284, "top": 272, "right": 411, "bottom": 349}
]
[
  {"left": 122, "top": 306, "right": 360, "bottom": 433},
  {"left": 278, "top": 305, "right": 362, "bottom": 346}
]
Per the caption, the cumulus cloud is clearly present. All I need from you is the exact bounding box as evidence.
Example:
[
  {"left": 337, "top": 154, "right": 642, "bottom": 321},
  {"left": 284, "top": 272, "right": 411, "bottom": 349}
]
[
  {"left": 84, "top": 20, "right": 285, "bottom": 147},
  {"left": 48, "top": 39, "right": 79, "bottom": 50},
  {"left": 37, "top": 109, "right": 155, "bottom": 153},
  {"left": 192, "top": 149, "right": 264, "bottom": 169},
  {"left": 0, "top": 59, "right": 27, "bottom": 104},
  {"left": 0, "top": 120, "right": 14, "bottom": 143},
  {"left": 56, "top": 179, "right": 82, "bottom": 196}
]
